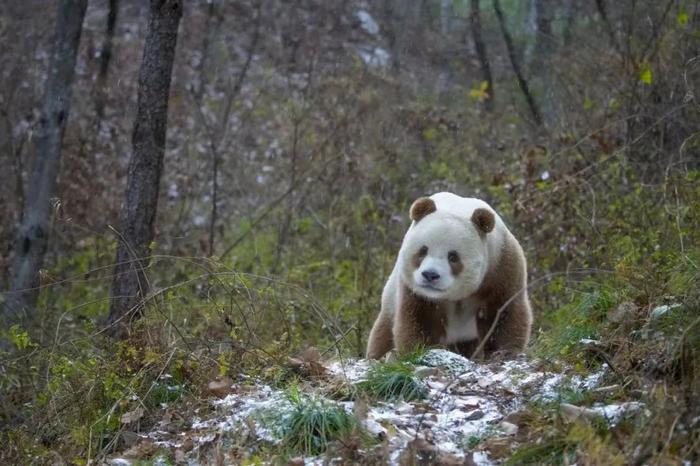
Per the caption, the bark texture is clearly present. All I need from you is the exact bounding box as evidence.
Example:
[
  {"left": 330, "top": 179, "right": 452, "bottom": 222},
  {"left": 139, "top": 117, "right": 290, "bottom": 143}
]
[
  {"left": 107, "top": 0, "right": 182, "bottom": 335},
  {"left": 95, "top": 0, "right": 120, "bottom": 120},
  {"left": 470, "top": 0, "right": 494, "bottom": 110},
  {"left": 493, "top": 0, "right": 543, "bottom": 126},
  {"left": 3, "top": 0, "right": 87, "bottom": 323}
]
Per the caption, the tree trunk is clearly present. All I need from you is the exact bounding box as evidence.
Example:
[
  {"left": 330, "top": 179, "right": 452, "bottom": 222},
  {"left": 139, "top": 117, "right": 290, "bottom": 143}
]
[
  {"left": 3, "top": 0, "right": 87, "bottom": 324},
  {"left": 95, "top": 0, "right": 120, "bottom": 121},
  {"left": 562, "top": 0, "right": 577, "bottom": 46},
  {"left": 493, "top": 0, "right": 543, "bottom": 126},
  {"left": 530, "top": 0, "right": 556, "bottom": 124},
  {"left": 107, "top": 0, "right": 182, "bottom": 336},
  {"left": 470, "top": 0, "right": 494, "bottom": 110}
]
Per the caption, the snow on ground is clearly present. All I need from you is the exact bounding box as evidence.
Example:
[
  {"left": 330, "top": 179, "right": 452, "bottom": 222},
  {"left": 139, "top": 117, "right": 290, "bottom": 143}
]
[{"left": 109, "top": 349, "right": 644, "bottom": 465}]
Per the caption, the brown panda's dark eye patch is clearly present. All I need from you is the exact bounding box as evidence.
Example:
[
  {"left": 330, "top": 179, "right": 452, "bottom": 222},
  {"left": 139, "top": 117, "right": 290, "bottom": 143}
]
[
  {"left": 448, "top": 250, "right": 463, "bottom": 275},
  {"left": 413, "top": 245, "right": 429, "bottom": 268}
]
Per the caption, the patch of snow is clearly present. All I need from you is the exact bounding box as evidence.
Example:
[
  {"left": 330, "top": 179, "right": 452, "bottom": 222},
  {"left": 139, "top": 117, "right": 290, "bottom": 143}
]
[
  {"left": 132, "top": 349, "right": 628, "bottom": 465},
  {"left": 418, "top": 348, "right": 476, "bottom": 375},
  {"left": 108, "top": 460, "right": 132, "bottom": 466},
  {"left": 328, "top": 358, "right": 370, "bottom": 382},
  {"left": 591, "top": 401, "right": 646, "bottom": 426},
  {"left": 473, "top": 451, "right": 495, "bottom": 465},
  {"left": 650, "top": 303, "right": 681, "bottom": 320},
  {"left": 357, "top": 46, "right": 390, "bottom": 67},
  {"left": 192, "top": 214, "right": 206, "bottom": 227},
  {"left": 356, "top": 10, "right": 380, "bottom": 35}
]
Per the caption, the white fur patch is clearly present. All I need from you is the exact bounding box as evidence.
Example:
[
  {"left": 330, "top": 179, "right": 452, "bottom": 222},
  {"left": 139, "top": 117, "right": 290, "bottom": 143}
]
[{"left": 441, "top": 299, "right": 480, "bottom": 344}]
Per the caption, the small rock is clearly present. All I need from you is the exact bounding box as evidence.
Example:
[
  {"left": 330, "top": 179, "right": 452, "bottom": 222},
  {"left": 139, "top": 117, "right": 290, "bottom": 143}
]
[
  {"left": 560, "top": 403, "right": 602, "bottom": 423},
  {"left": 454, "top": 397, "right": 481, "bottom": 409},
  {"left": 120, "top": 407, "right": 144, "bottom": 425},
  {"left": 427, "top": 379, "right": 447, "bottom": 390},
  {"left": 365, "top": 418, "right": 387, "bottom": 437},
  {"left": 650, "top": 303, "right": 681, "bottom": 320},
  {"left": 287, "top": 457, "right": 304, "bottom": 466},
  {"left": 477, "top": 377, "right": 493, "bottom": 388},
  {"left": 414, "top": 366, "right": 440, "bottom": 378},
  {"left": 109, "top": 460, "right": 132, "bottom": 466},
  {"left": 396, "top": 401, "right": 413, "bottom": 414},
  {"left": 608, "top": 301, "right": 637, "bottom": 323},
  {"left": 499, "top": 421, "right": 518, "bottom": 435},
  {"left": 207, "top": 378, "right": 233, "bottom": 398},
  {"left": 482, "top": 437, "right": 513, "bottom": 458},
  {"left": 465, "top": 410, "right": 485, "bottom": 421},
  {"left": 503, "top": 409, "right": 531, "bottom": 425},
  {"left": 436, "top": 452, "right": 465, "bottom": 465}
]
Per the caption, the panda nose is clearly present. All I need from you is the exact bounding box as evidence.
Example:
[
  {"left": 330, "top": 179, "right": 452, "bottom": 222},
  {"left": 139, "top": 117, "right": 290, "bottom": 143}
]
[{"left": 421, "top": 269, "right": 440, "bottom": 282}]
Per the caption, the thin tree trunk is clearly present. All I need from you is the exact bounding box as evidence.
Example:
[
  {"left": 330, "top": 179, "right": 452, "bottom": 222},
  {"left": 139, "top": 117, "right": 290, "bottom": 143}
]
[
  {"left": 3, "top": 0, "right": 87, "bottom": 324},
  {"left": 95, "top": 0, "right": 120, "bottom": 121},
  {"left": 205, "top": 3, "right": 260, "bottom": 257},
  {"left": 530, "top": 0, "right": 555, "bottom": 123},
  {"left": 107, "top": 0, "right": 182, "bottom": 336},
  {"left": 594, "top": 0, "right": 620, "bottom": 55},
  {"left": 493, "top": 0, "right": 543, "bottom": 126},
  {"left": 531, "top": 0, "right": 554, "bottom": 71},
  {"left": 470, "top": 0, "right": 494, "bottom": 111},
  {"left": 562, "top": 0, "right": 577, "bottom": 46}
]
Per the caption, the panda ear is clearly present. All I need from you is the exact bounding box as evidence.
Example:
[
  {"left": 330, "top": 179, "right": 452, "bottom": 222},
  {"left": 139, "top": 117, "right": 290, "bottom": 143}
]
[
  {"left": 471, "top": 208, "right": 495, "bottom": 234},
  {"left": 410, "top": 197, "right": 437, "bottom": 222}
]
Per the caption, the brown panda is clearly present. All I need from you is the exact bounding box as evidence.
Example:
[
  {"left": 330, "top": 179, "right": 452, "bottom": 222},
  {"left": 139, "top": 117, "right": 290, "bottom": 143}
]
[{"left": 366, "top": 192, "right": 533, "bottom": 360}]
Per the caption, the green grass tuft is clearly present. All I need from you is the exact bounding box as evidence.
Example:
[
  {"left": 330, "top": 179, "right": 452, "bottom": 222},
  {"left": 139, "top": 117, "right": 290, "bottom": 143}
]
[
  {"left": 271, "top": 386, "right": 360, "bottom": 455},
  {"left": 356, "top": 361, "right": 428, "bottom": 401}
]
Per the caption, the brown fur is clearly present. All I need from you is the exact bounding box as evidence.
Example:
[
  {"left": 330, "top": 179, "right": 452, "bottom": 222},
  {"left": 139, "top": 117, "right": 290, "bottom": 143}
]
[
  {"left": 448, "top": 253, "right": 463, "bottom": 276},
  {"left": 410, "top": 197, "right": 437, "bottom": 222},
  {"left": 471, "top": 232, "right": 532, "bottom": 355},
  {"left": 411, "top": 246, "right": 427, "bottom": 268},
  {"left": 471, "top": 208, "right": 495, "bottom": 234},
  {"left": 393, "top": 286, "right": 447, "bottom": 352},
  {"left": 366, "top": 312, "right": 394, "bottom": 360}
]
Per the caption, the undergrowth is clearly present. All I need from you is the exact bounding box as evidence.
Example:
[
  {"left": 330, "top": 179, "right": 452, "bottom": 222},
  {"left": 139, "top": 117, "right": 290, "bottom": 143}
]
[
  {"left": 356, "top": 361, "right": 428, "bottom": 401},
  {"left": 260, "top": 385, "right": 362, "bottom": 456}
]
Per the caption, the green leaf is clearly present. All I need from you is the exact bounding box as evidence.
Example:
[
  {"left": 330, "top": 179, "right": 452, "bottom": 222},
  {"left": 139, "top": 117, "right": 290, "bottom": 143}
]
[
  {"left": 639, "top": 63, "right": 653, "bottom": 85},
  {"left": 468, "top": 81, "right": 490, "bottom": 102},
  {"left": 677, "top": 11, "right": 689, "bottom": 27},
  {"left": 8, "top": 324, "right": 33, "bottom": 350}
]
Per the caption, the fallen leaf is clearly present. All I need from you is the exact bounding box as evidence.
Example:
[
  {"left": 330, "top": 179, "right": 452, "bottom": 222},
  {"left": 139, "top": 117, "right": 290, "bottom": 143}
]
[
  {"left": 287, "top": 346, "right": 327, "bottom": 377},
  {"left": 208, "top": 378, "right": 233, "bottom": 398},
  {"left": 122, "top": 439, "right": 156, "bottom": 459},
  {"left": 120, "top": 407, "right": 144, "bottom": 425}
]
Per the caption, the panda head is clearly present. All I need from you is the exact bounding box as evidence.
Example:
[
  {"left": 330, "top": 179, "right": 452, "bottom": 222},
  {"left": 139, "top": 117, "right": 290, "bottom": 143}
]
[{"left": 398, "top": 196, "right": 496, "bottom": 301}]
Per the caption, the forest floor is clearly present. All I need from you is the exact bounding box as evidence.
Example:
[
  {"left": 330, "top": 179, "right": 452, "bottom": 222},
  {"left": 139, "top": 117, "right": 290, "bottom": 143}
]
[{"left": 105, "top": 346, "right": 649, "bottom": 465}]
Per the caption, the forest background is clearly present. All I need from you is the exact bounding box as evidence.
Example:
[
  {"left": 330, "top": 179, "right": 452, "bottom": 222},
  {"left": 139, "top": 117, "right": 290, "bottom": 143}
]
[{"left": 0, "top": 0, "right": 699, "bottom": 464}]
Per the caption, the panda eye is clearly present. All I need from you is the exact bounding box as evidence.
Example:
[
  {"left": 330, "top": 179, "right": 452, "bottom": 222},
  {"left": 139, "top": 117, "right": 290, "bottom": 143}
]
[
  {"left": 418, "top": 245, "right": 428, "bottom": 257},
  {"left": 448, "top": 251, "right": 460, "bottom": 263}
]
